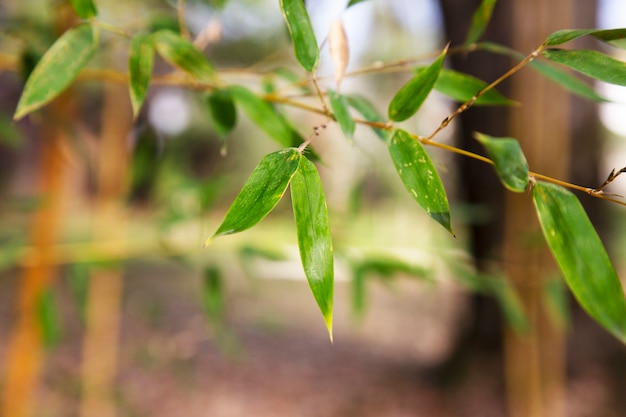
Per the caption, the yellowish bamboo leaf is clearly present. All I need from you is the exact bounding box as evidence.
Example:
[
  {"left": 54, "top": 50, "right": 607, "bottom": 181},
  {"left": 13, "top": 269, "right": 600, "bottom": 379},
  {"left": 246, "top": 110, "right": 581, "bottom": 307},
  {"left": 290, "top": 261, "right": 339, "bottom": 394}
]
[{"left": 328, "top": 17, "right": 349, "bottom": 91}]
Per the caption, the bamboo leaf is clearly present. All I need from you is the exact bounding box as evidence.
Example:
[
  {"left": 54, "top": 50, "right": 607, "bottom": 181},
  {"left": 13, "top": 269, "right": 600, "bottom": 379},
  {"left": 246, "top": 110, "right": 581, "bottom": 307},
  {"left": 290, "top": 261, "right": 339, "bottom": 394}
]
[
  {"left": 465, "top": 0, "right": 497, "bottom": 46},
  {"left": 544, "top": 28, "right": 626, "bottom": 47},
  {"left": 152, "top": 30, "right": 215, "bottom": 81},
  {"left": 202, "top": 267, "right": 224, "bottom": 323},
  {"left": 347, "top": 0, "right": 369, "bottom": 7},
  {"left": 128, "top": 33, "right": 154, "bottom": 117},
  {"left": 14, "top": 23, "right": 97, "bottom": 120},
  {"left": 37, "top": 288, "right": 61, "bottom": 349},
  {"left": 474, "top": 132, "right": 529, "bottom": 192},
  {"left": 533, "top": 181, "right": 626, "bottom": 342},
  {"left": 291, "top": 154, "right": 334, "bottom": 340},
  {"left": 388, "top": 47, "right": 446, "bottom": 122},
  {"left": 345, "top": 94, "right": 388, "bottom": 140},
  {"left": 328, "top": 17, "right": 349, "bottom": 90},
  {"left": 328, "top": 89, "right": 355, "bottom": 140},
  {"left": 542, "top": 49, "right": 626, "bottom": 86},
  {"left": 207, "top": 89, "right": 237, "bottom": 138},
  {"left": 206, "top": 148, "right": 300, "bottom": 245},
  {"left": 279, "top": 0, "right": 319, "bottom": 72},
  {"left": 229, "top": 85, "right": 305, "bottom": 148},
  {"left": 389, "top": 129, "right": 453, "bottom": 235},
  {"left": 424, "top": 67, "right": 517, "bottom": 106},
  {"left": 71, "top": 0, "right": 98, "bottom": 18}
]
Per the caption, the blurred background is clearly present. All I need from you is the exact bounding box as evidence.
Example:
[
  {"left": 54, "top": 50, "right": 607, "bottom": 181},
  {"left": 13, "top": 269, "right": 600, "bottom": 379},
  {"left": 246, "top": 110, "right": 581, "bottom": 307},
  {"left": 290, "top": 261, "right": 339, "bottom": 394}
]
[{"left": 1, "top": 0, "right": 626, "bottom": 416}]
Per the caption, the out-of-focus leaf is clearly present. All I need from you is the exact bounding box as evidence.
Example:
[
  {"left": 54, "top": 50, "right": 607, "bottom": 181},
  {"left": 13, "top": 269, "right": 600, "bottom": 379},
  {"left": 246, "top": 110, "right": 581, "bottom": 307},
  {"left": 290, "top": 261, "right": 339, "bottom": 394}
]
[
  {"left": 207, "top": 89, "right": 237, "bottom": 138},
  {"left": 71, "top": 0, "right": 98, "bottom": 19},
  {"left": 0, "top": 112, "right": 21, "bottom": 147},
  {"left": 543, "top": 28, "right": 626, "bottom": 47},
  {"left": 229, "top": 85, "right": 304, "bottom": 148},
  {"left": 202, "top": 267, "right": 224, "bottom": 322},
  {"left": 152, "top": 30, "right": 215, "bottom": 81},
  {"left": 272, "top": 67, "right": 311, "bottom": 93},
  {"left": 478, "top": 42, "right": 607, "bottom": 101},
  {"left": 474, "top": 132, "right": 529, "bottom": 192},
  {"left": 68, "top": 263, "right": 90, "bottom": 323},
  {"left": 328, "top": 89, "right": 355, "bottom": 140},
  {"left": 206, "top": 148, "right": 300, "bottom": 245},
  {"left": 37, "top": 288, "right": 61, "bottom": 349},
  {"left": 291, "top": 154, "right": 334, "bottom": 340},
  {"left": 421, "top": 67, "right": 516, "bottom": 106},
  {"left": 543, "top": 274, "right": 570, "bottom": 330},
  {"left": 279, "top": 0, "right": 319, "bottom": 72},
  {"left": 148, "top": 14, "right": 180, "bottom": 33},
  {"left": 465, "top": 0, "right": 497, "bottom": 46},
  {"left": 542, "top": 49, "right": 626, "bottom": 86},
  {"left": 328, "top": 17, "right": 349, "bottom": 90},
  {"left": 388, "top": 47, "right": 446, "bottom": 122},
  {"left": 14, "top": 23, "right": 97, "bottom": 120},
  {"left": 345, "top": 94, "right": 388, "bottom": 140},
  {"left": 128, "top": 33, "right": 154, "bottom": 118},
  {"left": 533, "top": 181, "right": 626, "bottom": 343},
  {"left": 389, "top": 129, "right": 453, "bottom": 235},
  {"left": 347, "top": 0, "right": 369, "bottom": 7},
  {"left": 488, "top": 278, "right": 530, "bottom": 334}
]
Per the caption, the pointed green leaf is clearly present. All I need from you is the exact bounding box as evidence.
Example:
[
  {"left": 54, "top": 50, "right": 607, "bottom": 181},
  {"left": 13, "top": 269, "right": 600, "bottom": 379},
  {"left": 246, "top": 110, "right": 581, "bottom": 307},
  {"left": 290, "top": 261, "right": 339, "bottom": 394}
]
[
  {"left": 474, "top": 132, "right": 529, "bottom": 192},
  {"left": 347, "top": 0, "right": 369, "bottom": 7},
  {"left": 207, "top": 148, "right": 300, "bottom": 244},
  {"left": 543, "top": 28, "right": 626, "bottom": 47},
  {"left": 533, "top": 181, "right": 626, "bottom": 342},
  {"left": 465, "top": 0, "right": 497, "bottom": 46},
  {"left": 207, "top": 89, "right": 237, "bottom": 138},
  {"left": 14, "top": 23, "right": 97, "bottom": 120},
  {"left": 37, "top": 288, "right": 61, "bottom": 349},
  {"left": 71, "top": 0, "right": 98, "bottom": 18},
  {"left": 389, "top": 129, "right": 453, "bottom": 235},
  {"left": 291, "top": 154, "right": 334, "bottom": 339},
  {"left": 345, "top": 94, "right": 388, "bottom": 140},
  {"left": 229, "top": 85, "right": 304, "bottom": 147},
  {"left": 328, "top": 89, "right": 355, "bottom": 140},
  {"left": 542, "top": 49, "right": 626, "bottom": 86},
  {"left": 279, "top": 0, "right": 319, "bottom": 72},
  {"left": 152, "top": 30, "right": 215, "bottom": 81},
  {"left": 417, "top": 67, "right": 516, "bottom": 106},
  {"left": 128, "top": 33, "right": 154, "bottom": 117},
  {"left": 388, "top": 47, "right": 446, "bottom": 122},
  {"left": 202, "top": 267, "right": 224, "bottom": 323}
]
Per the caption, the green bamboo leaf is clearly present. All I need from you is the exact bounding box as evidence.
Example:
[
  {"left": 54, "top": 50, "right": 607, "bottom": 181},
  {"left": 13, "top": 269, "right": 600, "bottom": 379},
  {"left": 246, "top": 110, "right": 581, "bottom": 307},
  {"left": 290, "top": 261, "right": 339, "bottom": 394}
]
[
  {"left": 488, "top": 277, "right": 531, "bottom": 334},
  {"left": 202, "top": 267, "right": 224, "bottom": 323},
  {"left": 389, "top": 129, "right": 453, "bottom": 235},
  {"left": 71, "top": 0, "right": 98, "bottom": 18},
  {"left": 533, "top": 181, "right": 626, "bottom": 342},
  {"left": 128, "top": 33, "right": 154, "bottom": 118},
  {"left": 291, "top": 154, "right": 334, "bottom": 340},
  {"left": 465, "top": 0, "right": 497, "bottom": 46},
  {"left": 388, "top": 47, "right": 446, "bottom": 122},
  {"left": 542, "top": 49, "right": 626, "bottom": 86},
  {"left": 418, "top": 67, "right": 516, "bottom": 106},
  {"left": 279, "top": 0, "right": 319, "bottom": 72},
  {"left": 229, "top": 85, "right": 304, "bottom": 147},
  {"left": 14, "top": 23, "right": 97, "bottom": 120},
  {"left": 543, "top": 28, "right": 626, "bottom": 47},
  {"left": 152, "top": 30, "right": 215, "bottom": 81},
  {"left": 207, "top": 89, "right": 237, "bottom": 138},
  {"left": 328, "top": 89, "right": 355, "bottom": 140},
  {"left": 37, "top": 288, "right": 61, "bottom": 349},
  {"left": 206, "top": 148, "right": 300, "bottom": 245},
  {"left": 474, "top": 132, "right": 529, "bottom": 192},
  {"left": 347, "top": 0, "right": 369, "bottom": 7},
  {"left": 345, "top": 94, "right": 388, "bottom": 140}
]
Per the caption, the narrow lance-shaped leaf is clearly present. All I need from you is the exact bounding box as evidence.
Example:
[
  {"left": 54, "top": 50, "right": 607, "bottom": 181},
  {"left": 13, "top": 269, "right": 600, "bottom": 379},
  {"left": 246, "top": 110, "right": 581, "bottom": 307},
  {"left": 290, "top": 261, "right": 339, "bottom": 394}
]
[
  {"left": 389, "top": 129, "right": 454, "bottom": 235},
  {"left": 474, "top": 132, "right": 529, "bottom": 192},
  {"left": 14, "top": 23, "right": 97, "bottom": 120},
  {"left": 388, "top": 46, "right": 447, "bottom": 122},
  {"left": 543, "top": 28, "right": 626, "bottom": 47},
  {"left": 37, "top": 288, "right": 61, "bottom": 349},
  {"left": 347, "top": 0, "right": 369, "bottom": 7},
  {"left": 207, "top": 89, "right": 237, "bottom": 138},
  {"left": 279, "top": 0, "right": 319, "bottom": 72},
  {"left": 416, "top": 67, "right": 516, "bottom": 106},
  {"left": 152, "top": 30, "right": 215, "bottom": 81},
  {"left": 291, "top": 154, "right": 334, "bottom": 340},
  {"left": 229, "top": 85, "right": 304, "bottom": 148},
  {"left": 128, "top": 33, "right": 154, "bottom": 118},
  {"left": 206, "top": 148, "right": 300, "bottom": 245},
  {"left": 71, "top": 0, "right": 98, "bottom": 18},
  {"left": 533, "top": 181, "right": 626, "bottom": 343},
  {"left": 542, "top": 49, "right": 626, "bottom": 86},
  {"left": 328, "top": 17, "right": 349, "bottom": 90},
  {"left": 328, "top": 89, "right": 355, "bottom": 141},
  {"left": 464, "top": 0, "right": 497, "bottom": 46},
  {"left": 345, "top": 94, "right": 389, "bottom": 140}
]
